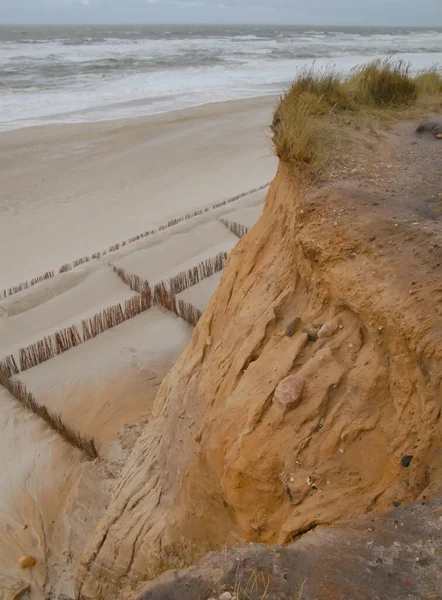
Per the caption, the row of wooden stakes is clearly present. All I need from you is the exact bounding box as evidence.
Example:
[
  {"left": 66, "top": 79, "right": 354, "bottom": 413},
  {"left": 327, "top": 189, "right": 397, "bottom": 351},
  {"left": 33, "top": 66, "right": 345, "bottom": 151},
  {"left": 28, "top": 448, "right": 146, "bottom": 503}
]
[{"left": 1, "top": 183, "right": 268, "bottom": 300}]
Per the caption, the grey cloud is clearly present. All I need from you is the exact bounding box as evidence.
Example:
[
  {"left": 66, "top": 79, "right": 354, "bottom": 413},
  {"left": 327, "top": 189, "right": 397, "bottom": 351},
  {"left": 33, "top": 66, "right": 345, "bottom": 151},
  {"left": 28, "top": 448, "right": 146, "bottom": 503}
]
[{"left": 0, "top": 0, "right": 441, "bottom": 25}]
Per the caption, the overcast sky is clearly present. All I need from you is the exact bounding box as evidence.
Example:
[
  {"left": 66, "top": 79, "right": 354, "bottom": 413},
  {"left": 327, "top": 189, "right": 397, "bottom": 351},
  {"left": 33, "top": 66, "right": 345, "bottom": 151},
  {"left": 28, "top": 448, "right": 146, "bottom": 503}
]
[{"left": 1, "top": 0, "right": 442, "bottom": 27}]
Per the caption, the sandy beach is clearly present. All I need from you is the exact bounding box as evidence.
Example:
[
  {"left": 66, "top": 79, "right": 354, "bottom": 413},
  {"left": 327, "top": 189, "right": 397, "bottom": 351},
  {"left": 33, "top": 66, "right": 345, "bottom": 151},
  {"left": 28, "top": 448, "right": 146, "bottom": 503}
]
[
  {"left": 0, "top": 94, "right": 274, "bottom": 599},
  {"left": 0, "top": 96, "right": 277, "bottom": 292}
]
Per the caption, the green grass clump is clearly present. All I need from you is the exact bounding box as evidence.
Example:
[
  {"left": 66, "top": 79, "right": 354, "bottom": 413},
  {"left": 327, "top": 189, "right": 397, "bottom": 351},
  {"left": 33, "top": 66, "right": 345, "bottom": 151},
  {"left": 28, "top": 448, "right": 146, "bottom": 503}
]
[
  {"left": 348, "top": 59, "right": 417, "bottom": 107},
  {"left": 272, "top": 59, "right": 442, "bottom": 178},
  {"left": 414, "top": 67, "right": 442, "bottom": 94}
]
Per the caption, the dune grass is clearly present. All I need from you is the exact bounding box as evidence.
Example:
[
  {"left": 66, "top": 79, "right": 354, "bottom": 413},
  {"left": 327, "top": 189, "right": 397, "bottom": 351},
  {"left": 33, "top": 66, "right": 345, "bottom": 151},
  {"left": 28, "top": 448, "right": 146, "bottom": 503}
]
[{"left": 272, "top": 59, "right": 442, "bottom": 179}]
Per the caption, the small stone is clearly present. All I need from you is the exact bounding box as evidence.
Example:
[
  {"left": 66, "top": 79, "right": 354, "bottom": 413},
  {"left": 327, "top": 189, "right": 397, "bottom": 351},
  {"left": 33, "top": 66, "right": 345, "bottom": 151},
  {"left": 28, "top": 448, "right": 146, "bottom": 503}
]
[
  {"left": 348, "top": 252, "right": 357, "bottom": 259},
  {"left": 393, "top": 500, "right": 401, "bottom": 508},
  {"left": 436, "top": 133, "right": 442, "bottom": 139},
  {"left": 401, "top": 455, "right": 413, "bottom": 468},
  {"left": 286, "top": 318, "right": 301, "bottom": 337},
  {"left": 318, "top": 324, "right": 333, "bottom": 339},
  {"left": 338, "top": 324, "right": 344, "bottom": 330},
  {"left": 377, "top": 326, "right": 384, "bottom": 334},
  {"left": 339, "top": 448, "right": 344, "bottom": 454},
  {"left": 273, "top": 375, "right": 304, "bottom": 412},
  {"left": 219, "top": 593, "right": 233, "bottom": 600},
  {"left": 369, "top": 235, "right": 376, "bottom": 242},
  {"left": 18, "top": 555, "right": 36, "bottom": 569}
]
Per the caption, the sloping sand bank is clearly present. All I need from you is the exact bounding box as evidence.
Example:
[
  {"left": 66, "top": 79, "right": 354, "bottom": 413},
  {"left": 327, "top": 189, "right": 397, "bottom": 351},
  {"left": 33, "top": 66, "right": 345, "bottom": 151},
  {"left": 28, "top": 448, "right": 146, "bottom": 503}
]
[{"left": 77, "top": 118, "right": 442, "bottom": 600}]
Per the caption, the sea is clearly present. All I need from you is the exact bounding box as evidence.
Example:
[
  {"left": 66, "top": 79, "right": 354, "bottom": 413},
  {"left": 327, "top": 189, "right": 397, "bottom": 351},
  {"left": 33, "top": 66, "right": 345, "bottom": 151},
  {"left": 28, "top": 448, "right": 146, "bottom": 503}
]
[{"left": 1, "top": 24, "right": 441, "bottom": 131}]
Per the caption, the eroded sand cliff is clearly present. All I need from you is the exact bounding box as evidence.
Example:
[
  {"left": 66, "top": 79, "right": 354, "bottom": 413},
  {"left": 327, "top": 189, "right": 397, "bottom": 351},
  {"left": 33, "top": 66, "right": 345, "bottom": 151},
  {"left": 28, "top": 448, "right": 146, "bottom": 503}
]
[{"left": 77, "top": 121, "right": 442, "bottom": 599}]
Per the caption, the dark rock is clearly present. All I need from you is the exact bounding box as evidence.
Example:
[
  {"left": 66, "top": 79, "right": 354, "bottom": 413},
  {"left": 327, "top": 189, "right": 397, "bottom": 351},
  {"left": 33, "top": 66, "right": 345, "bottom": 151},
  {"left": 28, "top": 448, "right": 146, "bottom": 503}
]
[
  {"left": 416, "top": 120, "right": 442, "bottom": 138},
  {"left": 135, "top": 495, "right": 442, "bottom": 600},
  {"left": 285, "top": 318, "right": 301, "bottom": 337},
  {"left": 348, "top": 252, "right": 357, "bottom": 259},
  {"left": 401, "top": 455, "right": 413, "bottom": 468},
  {"left": 369, "top": 235, "right": 376, "bottom": 242},
  {"left": 393, "top": 500, "right": 401, "bottom": 508}
]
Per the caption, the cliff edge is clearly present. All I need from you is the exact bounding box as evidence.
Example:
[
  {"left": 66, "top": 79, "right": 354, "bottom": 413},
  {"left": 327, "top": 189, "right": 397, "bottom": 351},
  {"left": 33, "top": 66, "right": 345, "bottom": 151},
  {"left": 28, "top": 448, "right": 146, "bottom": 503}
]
[{"left": 77, "top": 64, "right": 442, "bottom": 599}]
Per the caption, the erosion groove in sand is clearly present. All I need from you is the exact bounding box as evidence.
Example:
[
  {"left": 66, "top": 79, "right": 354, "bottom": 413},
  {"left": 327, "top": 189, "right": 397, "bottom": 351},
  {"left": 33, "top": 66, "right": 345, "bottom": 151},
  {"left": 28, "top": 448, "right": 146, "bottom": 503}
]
[
  {"left": 1, "top": 184, "right": 269, "bottom": 301},
  {"left": 0, "top": 375, "right": 99, "bottom": 460}
]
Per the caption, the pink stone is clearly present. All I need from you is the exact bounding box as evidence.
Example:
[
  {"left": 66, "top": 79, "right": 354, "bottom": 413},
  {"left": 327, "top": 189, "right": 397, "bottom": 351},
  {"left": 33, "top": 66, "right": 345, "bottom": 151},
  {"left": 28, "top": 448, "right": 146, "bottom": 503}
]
[{"left": 273, "top": 375, "right": 304, "bottom": 412}]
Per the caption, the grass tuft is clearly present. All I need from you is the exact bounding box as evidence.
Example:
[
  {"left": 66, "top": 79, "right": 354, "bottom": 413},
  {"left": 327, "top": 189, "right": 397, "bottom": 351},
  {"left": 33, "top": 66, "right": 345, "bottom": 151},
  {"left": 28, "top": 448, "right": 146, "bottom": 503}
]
[
  {"left": 414, "top": 66, "right": 442, "bottom": 95},
  {"left": 272, "top": 59, "right": 442, "bottom": 179},
  {"left": 348, "top": 59, "right": 417, "bottom": 107}
]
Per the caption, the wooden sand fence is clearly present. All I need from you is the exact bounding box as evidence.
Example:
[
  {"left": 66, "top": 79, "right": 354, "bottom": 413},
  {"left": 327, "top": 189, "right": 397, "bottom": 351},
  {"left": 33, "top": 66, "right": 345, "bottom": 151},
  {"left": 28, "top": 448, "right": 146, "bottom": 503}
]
[
  {"left": 1, "top": 251, "right": 229, "bottom": 374},
  {"left": 0, "top": 293, "right": 148, "bottom": 376},
  {"left": 0, "top": 372, "right": 98, "bottom": 460},
  {"left": 18, "top": 325, "right": 82, "bottom": 372},
  {"left": 220, "top": 218, "right": 250, "bottom": 239},
  {"left": 1, "top": 183, "right": 269, "bottom": 301},
  {"left": 1, "top": 271, "right": 55, "bottom": 299},
  {"left": 175, "top": 300, "right": 203, "bottom": 327},
  {"left": 113, "top": 252, "right": 227, "bottom": 326}
]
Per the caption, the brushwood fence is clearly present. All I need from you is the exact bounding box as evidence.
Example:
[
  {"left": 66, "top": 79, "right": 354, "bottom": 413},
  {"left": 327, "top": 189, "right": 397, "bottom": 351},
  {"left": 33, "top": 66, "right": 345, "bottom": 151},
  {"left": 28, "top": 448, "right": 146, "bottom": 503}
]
[
  {"left": 0, "top": 373, "right": 98, "bottom": 460},
  {"left": 219, "top": 218, "right": 250, "bottom": 239},
  {"left": 0, "top": 293, "right": 148, "bottom": 375},
  {"left": 112, "top": 251, "right": 227, "bottom": 326},
  {"left": 175, "top": 300, "right": 203, "bottom": 327},
  {"left": 1, "top": 183, "right": 269, "bottom": 301}
]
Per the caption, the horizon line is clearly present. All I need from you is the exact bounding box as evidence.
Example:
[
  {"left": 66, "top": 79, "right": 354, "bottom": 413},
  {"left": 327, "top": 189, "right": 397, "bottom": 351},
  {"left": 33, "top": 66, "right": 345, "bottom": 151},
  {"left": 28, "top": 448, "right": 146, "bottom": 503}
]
[{"left": 1, "top": 22, "right": 442, "bottom": 29}]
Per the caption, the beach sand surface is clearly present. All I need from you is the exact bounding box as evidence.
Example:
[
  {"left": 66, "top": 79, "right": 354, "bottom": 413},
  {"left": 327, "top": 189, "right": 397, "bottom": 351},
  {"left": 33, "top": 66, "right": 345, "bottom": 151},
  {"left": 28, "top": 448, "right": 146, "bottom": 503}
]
[
  {"left": 16, "top": 307, "right": 193, "bottom": 452},
  {"left": 0, "top": 387, "right": 111, "bottom": 600},
  {"left": 0, "top": 96, "right": 277, "bottom": 292}
]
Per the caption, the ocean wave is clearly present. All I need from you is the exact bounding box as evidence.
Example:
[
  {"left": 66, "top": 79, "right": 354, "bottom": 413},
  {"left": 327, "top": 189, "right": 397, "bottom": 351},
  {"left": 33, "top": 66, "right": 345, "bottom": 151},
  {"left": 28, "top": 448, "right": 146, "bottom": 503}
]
[{"left": 1, "top": 24, "right": 441, "bottom": 129}]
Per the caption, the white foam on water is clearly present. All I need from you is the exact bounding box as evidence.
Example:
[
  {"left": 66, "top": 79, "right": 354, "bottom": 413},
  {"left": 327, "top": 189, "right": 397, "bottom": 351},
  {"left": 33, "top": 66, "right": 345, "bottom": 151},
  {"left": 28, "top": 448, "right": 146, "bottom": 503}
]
[{"left": 1, "top": 27, "right": 441, "bottom": 131}]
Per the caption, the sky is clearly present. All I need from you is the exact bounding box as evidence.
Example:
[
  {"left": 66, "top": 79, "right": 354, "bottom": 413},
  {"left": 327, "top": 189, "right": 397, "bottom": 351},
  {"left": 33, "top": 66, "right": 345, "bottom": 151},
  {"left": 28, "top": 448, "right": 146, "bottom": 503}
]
[{"left": 1, "top": 0, "right": 442, "bottom": 27}]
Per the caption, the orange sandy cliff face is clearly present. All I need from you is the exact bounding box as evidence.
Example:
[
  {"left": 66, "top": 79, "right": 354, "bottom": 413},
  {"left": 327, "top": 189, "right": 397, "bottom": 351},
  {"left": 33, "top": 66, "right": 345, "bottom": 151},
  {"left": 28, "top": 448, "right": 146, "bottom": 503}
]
[{"left": 77, "top": 147, "right": 442, "bottom": 599}]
